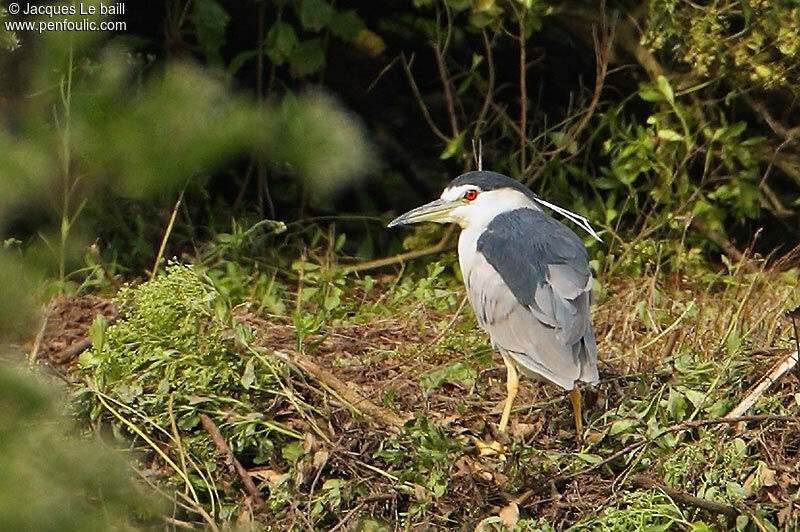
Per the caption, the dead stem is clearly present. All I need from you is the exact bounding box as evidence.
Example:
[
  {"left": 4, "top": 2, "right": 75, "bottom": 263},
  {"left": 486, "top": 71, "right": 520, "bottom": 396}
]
[{"left": 199, "top": 413, "right": 266, "bottom": 510}]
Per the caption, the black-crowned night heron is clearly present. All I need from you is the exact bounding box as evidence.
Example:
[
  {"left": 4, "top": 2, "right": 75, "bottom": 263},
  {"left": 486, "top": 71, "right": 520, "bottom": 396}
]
[{"left": 388, "top": 171, "right": 600, "bottom": 438}]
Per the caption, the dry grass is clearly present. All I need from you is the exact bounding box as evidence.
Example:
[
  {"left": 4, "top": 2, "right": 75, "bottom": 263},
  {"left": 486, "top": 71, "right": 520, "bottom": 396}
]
[{"left": 28, "top": 257, "right": 800, "bottom": 530}]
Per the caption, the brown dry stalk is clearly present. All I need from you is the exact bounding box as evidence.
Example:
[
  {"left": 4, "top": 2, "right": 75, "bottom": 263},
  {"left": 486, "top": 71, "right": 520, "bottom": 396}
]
[
  {"left": 199, "top": 413, "right": 265, "bottom": 509},
  {"left": 273, "top": 350, "right": 410, "bottom": 430},
  {"left": 400, "top": 53, "right": 448, "bottom": 143},
  {"left": 150, "top": 189, "right": 184, "bottom": 280},
  {"left": 342, "top": 227, "right": 455, "bottom": 274},
  {"left": 726, "top": 349, "right": 800, "bottom": 418},
  {"left": 89, "top": 243, "right": 121, "bottom": 290},
  {"left": 628, "top": 474, "right": 737, "bottom": 517},
  {"left": 29, "top": 301, "right": 54, "bottom": 363}
]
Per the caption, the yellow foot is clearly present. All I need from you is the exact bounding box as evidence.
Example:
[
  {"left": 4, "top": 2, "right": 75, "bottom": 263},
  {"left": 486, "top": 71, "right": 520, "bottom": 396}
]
[{"left": 471, "top": 436, "right": 506, "bottom": 461}]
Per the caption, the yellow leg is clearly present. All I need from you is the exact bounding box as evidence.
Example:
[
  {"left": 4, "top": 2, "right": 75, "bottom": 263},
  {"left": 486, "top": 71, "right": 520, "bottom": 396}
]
[
  {"left": 498, "top": 353, "right": 519, "bottom": 433},
  {"left": 569, "top": 386, "right": 583, "bottom": 443}
]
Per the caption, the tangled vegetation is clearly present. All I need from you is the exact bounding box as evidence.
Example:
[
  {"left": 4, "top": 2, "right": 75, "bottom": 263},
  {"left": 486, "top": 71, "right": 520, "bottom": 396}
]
[
  {"left": 1, "top": 0, "right": 800, "bottom": 530},
  {"left": 39, "top": 247, "right": 796, "bottom": 530}
]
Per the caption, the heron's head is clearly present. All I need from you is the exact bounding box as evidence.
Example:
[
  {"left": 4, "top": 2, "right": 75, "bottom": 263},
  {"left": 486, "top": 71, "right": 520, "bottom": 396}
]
[{"left": 387, "top": 171, "right": 539, "bottom": 230}]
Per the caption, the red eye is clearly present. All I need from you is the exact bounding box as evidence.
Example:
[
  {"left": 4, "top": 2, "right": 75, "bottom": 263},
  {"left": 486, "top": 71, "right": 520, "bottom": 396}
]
[{"left": 464, "top": 189, "right": 478, "bottom": 201}]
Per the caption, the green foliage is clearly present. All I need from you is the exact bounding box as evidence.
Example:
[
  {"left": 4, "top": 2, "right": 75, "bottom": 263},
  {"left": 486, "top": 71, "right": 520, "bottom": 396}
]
[
  {"left": 257, "top": 0, "right": 366, "bottom": 76},
  {"left": 375, "top": 415, "right": 465, "bottom": 521},
  {"left": 0, "top": 7, "right": 20, "bottom": 50},
  {"left": 0, "top": 364, "right": 158, "bottom": 531},
  {"left": 79, "top": 262, "right": 300, "bottom": 498},
  {"left": 0, "top": 248, "right": 37, "bottom": 340},
  {"left": 419, "top": 360, "right": 477, "bottom": 391},
  {"left": 645, "top": 0, "right": 800, "bottom": 94},
  {"left": 265, "top": 90, "right": 377, "bottom": 199},
  {"left": 73, "top": 55, "right": 268, "bottom": 198},
  {"left": 569, "top": 490, "right": 702, "bottom": 531},
  {"left": 587, "top": 72, "right": 772, "bottom": 276},
  {"left": 193, "top": 0, "right": 230, "bottom": 66}
]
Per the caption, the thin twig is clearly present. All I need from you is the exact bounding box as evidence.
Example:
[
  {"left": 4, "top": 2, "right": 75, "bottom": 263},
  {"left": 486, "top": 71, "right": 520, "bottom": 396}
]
[
  {"left": 367, "top": 54, "right": 400, "bottom": 93},
  {"left": 151, "top": 189, "right": 184, "bottom": 280},
  {"left": 131, "top": 463, "right": 220, "bottom": 532},
  {"left": 726, "top": 348, "right": 799, "bottom": 418},
  {"left": 472, "top": 29, "right": 496, "bottom": 144},
  {"left": 527, "top": 8, "right": 614, "bottom": 183},
  {"left": 534, "top": 413, "right": 800, "bottom": 494},
  {"left": 431, "top": 42, "right": 458, "bottom": 138},
  {"left": 199, "top": 413, "right": 265, "bottom": 509},
  {"left": 162, "top": 517, "right": 196, "bottom": 530},
  {"left": 418, "top": 295, "right": 469, "bottom": 357},
  {"left": 628, "top": 474, "right": 737, "bottom": 518},
  {"left": 174, "top": 491, "right": 220, "bottom": 532},
  {"left": 55, "top": 338, "right": 91, "bottom": 362},
  {"left": 29, "top": 301, "right": 53, "bottom": 363},
  {"left": 401, "top": 53, "right": 449, "bottom": 142},
  {"left": 342, "top": 227, "right": 455, "bottom": 274},
  {"left": 518, "top": 14, "right": 527, "bottom": 173},
  {"left": 666, "top": 414, "right": 800, "bottom": 432},
  {"left": 273, "top": 350, "right": 409, "bottom": 430},
  {"left": 89, "top": 243, "right": 120, "bottom": 290},
  {"left": 791, "top": 309, "right": 800, "bottom": 361},
  {"left": 327, "top": 502, "right": 365, "bottom": 532},
  {"left": 431, "top": 6, "right": 458, "bottom": 138}
]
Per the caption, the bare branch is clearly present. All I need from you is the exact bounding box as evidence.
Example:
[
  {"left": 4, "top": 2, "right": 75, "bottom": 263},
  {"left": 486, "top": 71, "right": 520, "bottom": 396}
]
[
  {"left": 401, "top": 53, "right": 449, "bottom": 143},
  {"left": 430, "top": 41, "right": 459, "bottom": 138},
  {"left": 628, "top": 474, "right": 738, "bottom": 518},
  {"left": 199, "top": 413, "right": 266, "bottom": 510},
  {"left": 472, "top": 28, "right": 497, "bottom": 144}
]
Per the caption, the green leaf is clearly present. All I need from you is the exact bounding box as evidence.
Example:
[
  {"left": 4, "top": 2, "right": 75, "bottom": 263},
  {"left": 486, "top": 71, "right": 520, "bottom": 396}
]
[
  {"left": 228, "top": 50, "right": 258, "bottom": 76},
  {"left": 667, "top": 388, "right": 687, "bottom": 420},
  {"left": 684, "top": 389, "right": 707, "bottom": 409},
  {"left": 440, "top": 131, "right": 466, "bottom": 160},
  {"left": 419, "top": 362, "right": 476, "bottom": 391},
  {"left": 726, "top": 481, "right": 751, "bottom": 500},
  {"left": 298, "top": 0, "right": 335, "bottom": 32},
  {"left": 594, "top": 177, "right": 619, "bottom": 190},
  {"left": 656, "top": 75, "right": 674, "bottom": 103},
  {"left": 193, "top": 0, "right": 230, "bottom": 65},
  {"left": 575, "top": 452, "right": 602, "bottom": 464},
  {"left": 657, "top": 129, "right": 683, "bottom": 142},
  {"left": 281, "top": 441, "right": 304, "bottom": 463},
  {"left": 639, "top": 85, "right": 664, "bottom": 102},
  {"left": 88, "top": 314, "right": 108, "bottom": 354},
  {"left": 609, "top": 418, "right": 635, "bottom": 436},
  {"left": 725, "top": 121, "right": 747, "bottom": 139},
  {"left": 726, "top": 325, "right": 741, "bottom": 354},
  {"left": 328, "top": 9, "right": 365, "bottom": 40},
  {"left": 289, "top": 38, "right": 326, "bottom": 75},
  {"left": 735, "top": 514, "right": 750, "bottom": 531},
  {"left": 265, "top": 22, "right": 298, "bottom": 64},
  {"left": 241, "top": 357, "right": 255, "bottom": 389}
]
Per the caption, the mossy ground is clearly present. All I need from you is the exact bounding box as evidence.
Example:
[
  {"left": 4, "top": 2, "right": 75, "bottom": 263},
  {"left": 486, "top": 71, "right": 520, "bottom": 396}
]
[{"left": 30, "top": 254, "right": 800, "bottom": 531}]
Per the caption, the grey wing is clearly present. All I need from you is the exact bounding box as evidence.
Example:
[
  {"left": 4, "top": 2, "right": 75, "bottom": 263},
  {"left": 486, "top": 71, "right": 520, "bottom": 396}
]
[{"left": 465, "top": 253, "right": 598, "bottom": 390}]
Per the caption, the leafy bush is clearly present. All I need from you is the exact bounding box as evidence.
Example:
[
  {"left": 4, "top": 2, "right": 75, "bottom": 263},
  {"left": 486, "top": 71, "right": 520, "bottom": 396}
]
[
  {"left": 79, "top": 262, "right": 300, "bottom": 499},
  {"left": 0, "top": 365, "right": 157, "bottom": 531}
]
